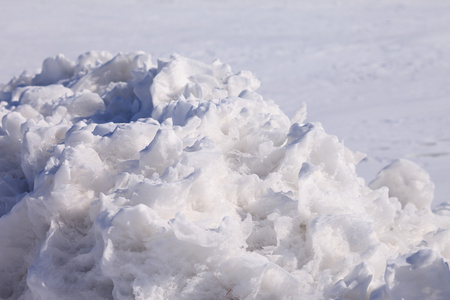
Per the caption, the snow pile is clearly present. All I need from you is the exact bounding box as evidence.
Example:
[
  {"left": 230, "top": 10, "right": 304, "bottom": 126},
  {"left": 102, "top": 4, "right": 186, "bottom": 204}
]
[{"left": 0, "top": 52, "right": 449, "bottom": 300}]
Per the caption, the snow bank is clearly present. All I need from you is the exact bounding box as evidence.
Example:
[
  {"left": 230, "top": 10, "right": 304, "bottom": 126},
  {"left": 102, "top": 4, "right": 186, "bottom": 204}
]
[{"left": 0, "top": 52, "right": 449, "bottom": 300}]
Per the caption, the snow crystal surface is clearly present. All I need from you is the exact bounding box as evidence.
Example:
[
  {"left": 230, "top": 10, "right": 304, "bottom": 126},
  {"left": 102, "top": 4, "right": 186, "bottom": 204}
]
[{"left": 1, "top": 52, "right": 450, "bottom": 300}]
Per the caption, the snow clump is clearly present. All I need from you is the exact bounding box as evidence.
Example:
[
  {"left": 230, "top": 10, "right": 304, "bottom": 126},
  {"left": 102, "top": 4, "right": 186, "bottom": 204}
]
[{"left": 0, "top": 51, "right": 449, "bottom": 300}]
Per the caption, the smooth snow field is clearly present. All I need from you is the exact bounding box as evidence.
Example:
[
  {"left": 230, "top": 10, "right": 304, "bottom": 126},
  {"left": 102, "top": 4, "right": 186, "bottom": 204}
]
[{"left": 0, "top": 1, "right": 449, "bottom": 300}]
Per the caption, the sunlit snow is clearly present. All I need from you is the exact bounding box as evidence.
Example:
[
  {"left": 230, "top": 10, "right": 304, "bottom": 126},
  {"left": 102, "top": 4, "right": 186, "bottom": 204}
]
[{"left": 0, "top": 0, "right": 449, "bottom": 299}]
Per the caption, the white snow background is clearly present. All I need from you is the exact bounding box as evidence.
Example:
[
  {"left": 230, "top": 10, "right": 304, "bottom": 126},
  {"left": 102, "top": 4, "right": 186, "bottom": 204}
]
[{"left": 0, "top": 0, "right": 450, "bottom": 299}]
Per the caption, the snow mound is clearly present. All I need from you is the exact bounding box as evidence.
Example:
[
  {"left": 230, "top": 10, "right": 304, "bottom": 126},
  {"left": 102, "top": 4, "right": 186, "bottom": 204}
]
[{"left": 0, "top": 52, "right": 449, "bottom": 300}]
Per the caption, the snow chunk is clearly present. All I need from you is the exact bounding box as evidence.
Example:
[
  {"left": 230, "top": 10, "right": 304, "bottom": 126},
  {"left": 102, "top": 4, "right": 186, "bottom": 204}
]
[
  {"left": 370, "top": 158, "right": 435, "bottom": 209},
  {"left": 372, "top": 249, "right": 450, "bottom": 299},
  {"left": 32, "top": 54, "right": 75, "bottom": 86}
]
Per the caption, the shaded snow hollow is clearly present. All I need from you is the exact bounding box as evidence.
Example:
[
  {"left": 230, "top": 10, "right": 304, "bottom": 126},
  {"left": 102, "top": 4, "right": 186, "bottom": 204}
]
[{"left": 0, "top": 52, "right": 449, "bottom": 299}]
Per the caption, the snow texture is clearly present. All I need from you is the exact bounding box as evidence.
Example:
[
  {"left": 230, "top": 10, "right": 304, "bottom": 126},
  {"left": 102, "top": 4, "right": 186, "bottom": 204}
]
[
  {"left": 0, "top": 52, "right": 449, "bottom": 300},
  {"left": 1, "top": 0, "right": 449, "bottom": 207}
]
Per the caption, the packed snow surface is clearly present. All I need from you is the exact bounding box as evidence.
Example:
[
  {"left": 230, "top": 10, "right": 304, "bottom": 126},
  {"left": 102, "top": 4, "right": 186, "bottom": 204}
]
[{"left": 0, "top": 52, "right": 449, "bottom": 299}]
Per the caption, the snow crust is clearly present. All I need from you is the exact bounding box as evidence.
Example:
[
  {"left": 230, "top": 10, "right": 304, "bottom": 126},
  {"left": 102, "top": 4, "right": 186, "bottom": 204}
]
[{"left": 0, "top": 52, "right": 449, "bottom": 299}]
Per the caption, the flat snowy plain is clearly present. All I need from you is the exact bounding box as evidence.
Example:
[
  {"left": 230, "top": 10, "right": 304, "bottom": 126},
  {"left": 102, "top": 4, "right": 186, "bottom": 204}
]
[{"left": 0, "top": 0, "right": 449, "bottom": 299}]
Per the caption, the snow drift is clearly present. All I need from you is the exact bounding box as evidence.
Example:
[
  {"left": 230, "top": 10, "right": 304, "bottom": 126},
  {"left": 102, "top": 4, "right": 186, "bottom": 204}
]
[{"left": 0, "top": 52, "right": 449, "bottom": 300}]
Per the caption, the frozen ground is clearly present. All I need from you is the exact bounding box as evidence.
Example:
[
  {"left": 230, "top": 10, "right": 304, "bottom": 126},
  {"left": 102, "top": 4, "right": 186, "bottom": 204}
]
[{"left": 1, "top": 0, "right": 449, "bottom": 206}]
